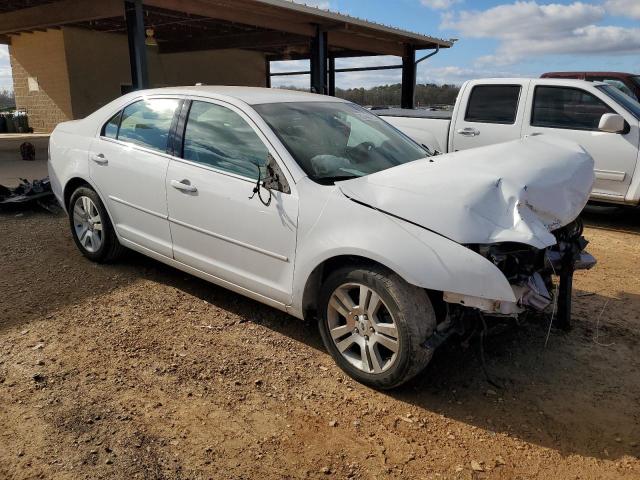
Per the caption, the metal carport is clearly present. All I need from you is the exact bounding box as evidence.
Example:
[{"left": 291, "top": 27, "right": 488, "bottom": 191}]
[{"left": 0, "top": 0, "right": 452, "bottom": 110}]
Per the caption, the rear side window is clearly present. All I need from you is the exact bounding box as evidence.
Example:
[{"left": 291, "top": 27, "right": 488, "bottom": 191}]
[
  {"left": 117, "top": 99, "right": 180, "bottom": 153},
  {"left": 182, "top": 101, "right": 269, "bottom": 180},
  {"left": 465, "top": 85, "right": 521, "bottom": 124},
  {"left": 102, "top": 111, "right": 121, "bottom": 139},
  {"left": 532, "top": 86, "right": 614, "bottom": 130}
]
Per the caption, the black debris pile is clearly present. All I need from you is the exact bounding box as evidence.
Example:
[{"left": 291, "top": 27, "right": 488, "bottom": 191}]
[{"left": 0, "top": 177, "right": 58, "bottom": 212}]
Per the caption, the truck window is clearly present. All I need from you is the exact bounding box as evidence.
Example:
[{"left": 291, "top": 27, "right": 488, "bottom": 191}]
[
  {"left": 588, "top": 78, "right": 637, "bottom": 101},
  {"left": 464, "top": 85, "right": 521, "bottom": 124},
  {"left": 532, "top": 86, "right": 613, "bottom": 131}
]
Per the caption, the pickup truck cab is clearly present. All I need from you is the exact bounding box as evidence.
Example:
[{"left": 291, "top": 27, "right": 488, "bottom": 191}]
[{"left": 380, "top": 78, "right": 640, "bottom": 206}]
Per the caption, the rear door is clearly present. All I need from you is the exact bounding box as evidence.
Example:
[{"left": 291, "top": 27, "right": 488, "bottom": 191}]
[
  {"left": 166, "top": 99, "right": 298, "bottom": 305},
  {"left": 451, "top": 80, "right": 530, "bottom": 151},
  {"left": 522, "top": 82, "right": 639, "bottom": 200},
  {"left": 89, "top": 97, "right": 181, "bottom": 257}
]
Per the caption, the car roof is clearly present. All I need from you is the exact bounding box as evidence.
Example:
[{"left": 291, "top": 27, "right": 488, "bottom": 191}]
[{"left": 130, "top": 85, "right": 350, "bottom": 105}]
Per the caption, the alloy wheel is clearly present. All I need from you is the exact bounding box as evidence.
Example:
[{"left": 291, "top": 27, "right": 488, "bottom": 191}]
[
  {"left": 326, "top": 283, "right": 400, "bottom": 374},
  {"left": 72, "top": 196, "right": 103, "bottom": 253}
]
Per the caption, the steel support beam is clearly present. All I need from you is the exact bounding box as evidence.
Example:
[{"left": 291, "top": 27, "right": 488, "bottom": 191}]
[
  {"left": 125, "top": 0, "right": 149, "bottom": 90},
  {"left": 310, "top": 26, "right": 328, "bottom": 94},
  {"left": 328, "top": 56, "right": 336, "bottom": 97},
  {"left": 401, "top": 45, "right": 416, "bottom": 109},
  {"left": 265, "top": 58, "right": 271, "bottom": 88}
]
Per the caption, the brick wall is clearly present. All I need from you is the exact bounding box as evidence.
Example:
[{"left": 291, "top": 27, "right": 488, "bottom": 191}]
[{"left": 9, "top": 30, "right": 73, "bottom": 133}]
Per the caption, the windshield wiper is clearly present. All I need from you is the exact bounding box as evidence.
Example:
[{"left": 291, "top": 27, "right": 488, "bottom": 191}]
[{"left": 314, "top": 175, "right": 360, "bottom": 185}]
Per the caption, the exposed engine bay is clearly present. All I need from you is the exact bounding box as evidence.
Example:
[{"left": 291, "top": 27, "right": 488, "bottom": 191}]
[{"left": 444, "top": 219, "right": 596, "bottom": 328}]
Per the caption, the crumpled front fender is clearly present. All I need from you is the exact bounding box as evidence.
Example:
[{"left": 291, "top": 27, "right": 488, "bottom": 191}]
[{"left": 291, "top": 190, "right": 516, "bottom": 317}]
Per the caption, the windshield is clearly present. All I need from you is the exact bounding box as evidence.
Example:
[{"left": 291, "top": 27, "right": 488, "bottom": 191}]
[
  {"left": 598, "top": 85, "right": 640, "bottom": 120},
  {"left": 633, "top": 76, "right": 640, "bottom": 89},
  {"left": 254, "top": 102, "right": 429, "bottom": 184}
]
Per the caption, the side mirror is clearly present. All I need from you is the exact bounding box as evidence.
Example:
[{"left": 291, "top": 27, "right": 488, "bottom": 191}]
[
  {"left": 263, "top": 154, "right": 291, "bottom": 194},
  {"left": 598, "top": 113, "right": 626, "bottom": 134}
]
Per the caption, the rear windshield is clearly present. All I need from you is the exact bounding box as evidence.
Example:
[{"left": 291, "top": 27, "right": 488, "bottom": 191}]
[
  {"left": 254, "top": 102, "right": 428, "bottom": 184},
  {"left": 598, "top": 85, "right": 640, "bottom": 120}
]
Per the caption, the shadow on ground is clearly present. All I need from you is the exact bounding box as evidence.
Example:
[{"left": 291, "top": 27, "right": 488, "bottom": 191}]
[{"left": 2, "top": 208, "right": 639, "bottom": 463}]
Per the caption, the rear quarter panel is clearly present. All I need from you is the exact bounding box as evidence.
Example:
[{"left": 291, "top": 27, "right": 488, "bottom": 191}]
[{"left": 48, "top": 121, "right": 92, "bottom": 211}]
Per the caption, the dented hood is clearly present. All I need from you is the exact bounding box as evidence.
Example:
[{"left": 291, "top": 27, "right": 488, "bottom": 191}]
[{"left": 338, "top": 136, "right": 595, "bottom": 249}]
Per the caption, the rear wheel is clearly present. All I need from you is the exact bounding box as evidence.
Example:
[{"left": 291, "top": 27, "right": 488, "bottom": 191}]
[
  {"left": 68, "top": 186, "right": 124, "bottom": 262},
  {"left": 318, "top": 265, "right": 436, "bottom": 389}
]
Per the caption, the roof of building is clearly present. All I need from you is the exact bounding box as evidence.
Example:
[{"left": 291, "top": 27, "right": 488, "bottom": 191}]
[{"left": 0, "top": 0, "right": 453, "bottom": 58}]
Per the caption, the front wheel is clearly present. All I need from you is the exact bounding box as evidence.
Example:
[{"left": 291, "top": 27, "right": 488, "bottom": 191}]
[{"left": 318, "top": 265, "right": 436, "bottom": 389}]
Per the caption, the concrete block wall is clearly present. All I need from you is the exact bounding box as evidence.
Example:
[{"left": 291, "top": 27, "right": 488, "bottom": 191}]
[{"left": 9, "top": 27, "right": 268, "bottom": 133}]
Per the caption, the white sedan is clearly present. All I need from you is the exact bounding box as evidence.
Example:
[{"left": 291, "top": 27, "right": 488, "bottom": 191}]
[{"left": 49, "top": 86, "right": 595, "bottom": 389}]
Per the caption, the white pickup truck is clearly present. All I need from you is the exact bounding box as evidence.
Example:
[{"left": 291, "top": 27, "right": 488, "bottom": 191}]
[{"left": 379, "top": 78, "right": 640, "bottom": 206}]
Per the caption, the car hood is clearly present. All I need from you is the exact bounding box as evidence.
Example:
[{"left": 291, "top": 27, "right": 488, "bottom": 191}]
[{"left": 337, "top": 136, "right": 595, "bottom": 249}]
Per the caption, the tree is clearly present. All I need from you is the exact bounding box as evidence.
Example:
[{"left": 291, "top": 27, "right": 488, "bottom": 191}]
[
  {"left": 0, "top": 89, "right": 16, "bottom": 111},
  {"left": 277, "top": 83, "right": 459, "bottom": 108}
]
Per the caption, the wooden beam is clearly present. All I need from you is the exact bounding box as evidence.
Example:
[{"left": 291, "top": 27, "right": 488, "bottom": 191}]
[
  {"left": 0, "top": 0, "right": 124, "bottom": 35},
  {"left": 0, "top": 35, "right": 10, "bottom": 45},
  {"left": 159, "top": 31, "right": 308, "bottom": 54}
]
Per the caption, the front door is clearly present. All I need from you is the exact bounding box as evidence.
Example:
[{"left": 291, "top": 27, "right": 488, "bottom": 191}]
[
  {"left": 524, "top": 84, "right": 639, "bottom": 201},
  {"left": 89, "top": 97, "right": 181, "bottom": 257},
  {"left": 166, "top": 99, "right": 298, "bottom": 305}
]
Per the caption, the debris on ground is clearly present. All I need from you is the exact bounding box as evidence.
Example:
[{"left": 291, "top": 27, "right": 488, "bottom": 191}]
[{"left": 0, "top": 177, "right": 58, "bottom": 212}]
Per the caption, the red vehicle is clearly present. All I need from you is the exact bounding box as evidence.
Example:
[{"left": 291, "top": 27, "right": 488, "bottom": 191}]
[{"left": 542, "top": 72, "right": 640, "bottom": 101}]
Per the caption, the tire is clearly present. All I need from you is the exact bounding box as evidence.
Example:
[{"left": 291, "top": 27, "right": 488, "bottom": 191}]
[
  {"left": 318, "top": 265, "right": 436, "bottom": 390},
  {"left": 68, "top": 186, "right": 124, "bottom": 263}
]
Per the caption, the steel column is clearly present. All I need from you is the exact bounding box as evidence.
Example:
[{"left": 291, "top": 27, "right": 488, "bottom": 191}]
[
  {"left": 401, "top": 45, "right": 416, "bottom": 109},
  {"left": 328, "top": 56, "right": 336, "bottom": 96},
  {"left": 125, "top": 0, "right": 149, "bottom": 90},
  {"left": 310, "top": 26, "right": 328, "bottom": 94},
  {"left": 265, "top": 58, "right": 271, "bottom": 88}
]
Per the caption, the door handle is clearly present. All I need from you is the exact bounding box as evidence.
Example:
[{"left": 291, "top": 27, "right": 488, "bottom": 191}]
[
  {"left": 91, "top": 153, "right": 108, "bottom": 165},
  {"left": 456, "top": 128, "right": 480, "bottom": 137},
  {"left": 171, "top": 179, "right": 197, "bottom": 193}
]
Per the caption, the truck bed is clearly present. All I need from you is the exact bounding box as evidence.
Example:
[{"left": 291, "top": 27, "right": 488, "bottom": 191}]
[{"left": 372, "top": 108, "right": 452, "bottom": 120}]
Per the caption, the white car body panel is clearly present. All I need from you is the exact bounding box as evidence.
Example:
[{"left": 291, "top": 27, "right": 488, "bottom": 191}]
[{"left": 49, "top": 86, "right": 594, "bottom": 321}]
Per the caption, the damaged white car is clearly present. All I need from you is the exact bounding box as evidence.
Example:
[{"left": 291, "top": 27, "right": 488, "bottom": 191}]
[{"left": 49, "top": 87, "right": 596, "bottom": 389}]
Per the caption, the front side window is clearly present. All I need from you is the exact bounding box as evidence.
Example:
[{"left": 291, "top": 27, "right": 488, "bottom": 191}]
[
  {"left": 464, "top": 85, "right": 521, "bottom": 124},
  {"left": 182, "top": 101, "right": 269, "bottom": 180},
  {"left": 254, "top": 101, "right": 428, "bottom": 184},
  {"left": 117, "top": 99, "right": 179, "bottom": 153},
  {"left": 532, "top": 86, "right": 614, "bottom": 130}
]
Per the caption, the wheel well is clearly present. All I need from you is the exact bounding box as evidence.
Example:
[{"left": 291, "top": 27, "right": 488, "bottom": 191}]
[
  {"left": 63, "top": 177, "right": 91, "bottom": 210},
  {"left": 301, "top": 255, "right": 445, "bottom": 322}
]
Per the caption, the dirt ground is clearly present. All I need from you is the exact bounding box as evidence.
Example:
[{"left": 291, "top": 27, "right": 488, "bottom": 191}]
[{"left": 1, "top": 206, "right": 639, "bottom": 480}]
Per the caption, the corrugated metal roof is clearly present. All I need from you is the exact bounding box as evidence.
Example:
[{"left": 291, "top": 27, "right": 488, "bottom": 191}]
[{"left": 260, "top": 0, "right": 453, "bottom": 48}]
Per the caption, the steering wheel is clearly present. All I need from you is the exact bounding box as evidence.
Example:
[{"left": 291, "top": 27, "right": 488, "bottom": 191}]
[{"left": 346, "top": 141, "right": 376, "bottom": 163}]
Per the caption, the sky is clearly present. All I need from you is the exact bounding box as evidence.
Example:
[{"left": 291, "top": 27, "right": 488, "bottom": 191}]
[{"left": 1, "top": 0, "right": 639, "bottom": 91}]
